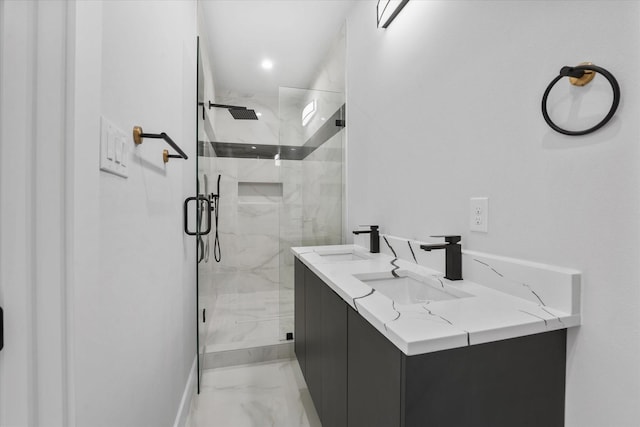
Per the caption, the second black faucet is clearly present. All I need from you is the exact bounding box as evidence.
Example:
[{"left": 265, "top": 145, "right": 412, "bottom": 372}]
[
  {"left": 420, "top": 235, "right": 463, "bottom": 281},
  {"left": 353, "top": 225, "right": 380, "bottom": 253}
]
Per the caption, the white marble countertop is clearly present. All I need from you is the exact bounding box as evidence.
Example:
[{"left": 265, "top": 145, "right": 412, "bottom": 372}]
[{"left": 292, "top": 241, "right": 581, "bottom": 356}]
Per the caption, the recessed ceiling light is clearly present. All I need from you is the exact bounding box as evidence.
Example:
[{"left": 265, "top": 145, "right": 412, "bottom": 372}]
[
  {"left": 256, "top": 112, "right": 263, "bottom": 117},
  {"left": 261, "top": 59, "right": 273, "bottom": 70},
  {"left": 321, "top": 117, "right": 326, "bottom": 121}
]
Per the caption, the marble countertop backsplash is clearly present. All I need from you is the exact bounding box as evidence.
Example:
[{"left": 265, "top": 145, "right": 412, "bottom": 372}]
[{"left": 292, "top": 235, "right": 581, "bottom": 356}]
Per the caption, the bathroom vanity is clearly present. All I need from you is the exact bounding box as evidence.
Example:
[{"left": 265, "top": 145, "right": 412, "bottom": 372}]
[{"left": 293, "top": 239, "right": 580, "bottom": 427}]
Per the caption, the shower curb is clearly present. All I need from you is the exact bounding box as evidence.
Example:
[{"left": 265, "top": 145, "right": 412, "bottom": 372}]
[{"left": 203, "top": 341, "right": 294, "bottom": 370}]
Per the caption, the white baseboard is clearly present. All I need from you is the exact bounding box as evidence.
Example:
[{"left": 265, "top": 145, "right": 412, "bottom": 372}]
[{"left": 173, "top": 356, "right": 197, "bottom": 427}]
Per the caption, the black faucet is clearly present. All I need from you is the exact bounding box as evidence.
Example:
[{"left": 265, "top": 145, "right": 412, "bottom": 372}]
[
  {"left": 420, "top": 235, "right": 462, "bottom": 281},
  {"left": 353, "top": 225, "right": 380, "bottom": 253}
]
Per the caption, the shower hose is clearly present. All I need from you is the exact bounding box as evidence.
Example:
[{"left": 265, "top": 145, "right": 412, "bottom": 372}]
[
  {"left": 212, "top": 174, "right": 221, "bottom": 262},
  {"left": 212, "top": 193, "right": 221, "bottom": 262},
  {"left": 196, "top": 174, "right": 222, "bottom": 263}
]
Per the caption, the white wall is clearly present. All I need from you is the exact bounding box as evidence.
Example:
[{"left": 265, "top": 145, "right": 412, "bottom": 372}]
[
  {"left": 69, "top": 2, "right": 198, "bottom": 426},
  {"left": 0, "top": 2, "right": 70, "bottom": 425},
  {"left": 345, "top": 2, "right": 639, "bottom": 426}
]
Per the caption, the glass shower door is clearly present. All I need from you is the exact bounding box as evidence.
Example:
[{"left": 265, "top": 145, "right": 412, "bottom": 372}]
[
  {"left": 195, "top": 36, "right": 205, "bottom": 391},
  {"left": 194, "top": 36, "right": 219, "bottom": 392}
]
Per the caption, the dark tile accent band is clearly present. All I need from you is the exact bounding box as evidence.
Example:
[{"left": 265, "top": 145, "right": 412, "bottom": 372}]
[
  {"left": 300, "top": 104, "right": 345, "bottom": 153},
  {"left": 199, "top": 104, "right": 346, "bottom": 160}
]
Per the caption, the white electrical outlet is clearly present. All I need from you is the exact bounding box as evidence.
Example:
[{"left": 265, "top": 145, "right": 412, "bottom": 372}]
[{"left": 470, "top": 197, "right": 488, "bottom": 232}]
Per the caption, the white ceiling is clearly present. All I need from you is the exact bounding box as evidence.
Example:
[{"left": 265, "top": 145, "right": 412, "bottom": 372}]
[{"left": 200, "top": 0, "right": 357, "bottom": 99}]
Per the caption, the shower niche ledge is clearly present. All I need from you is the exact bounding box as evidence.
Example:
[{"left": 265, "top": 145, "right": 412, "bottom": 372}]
[{"left": 237, "top": 181, "right": 283, "bottom": 204}]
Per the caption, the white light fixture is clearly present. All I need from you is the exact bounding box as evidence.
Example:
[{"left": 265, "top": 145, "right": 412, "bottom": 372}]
[
  {"left": 377, "top": 0, "right": 409, "bottom": 28},
  {"left": 302, "top": 99, "right": 317, "bottom": 127},
  {"left": 261, "top": 59, "right": 273, "bottom": 70},
  {"left": 256, "top": 112, "right": 263, "bottom": 117}
]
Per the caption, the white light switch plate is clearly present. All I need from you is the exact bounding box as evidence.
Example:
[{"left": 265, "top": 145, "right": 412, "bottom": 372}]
[
  {"left": 100, "top": 116, "right": 128, "bottom": 178},
  {"left": 470, "top": 197, "right": 488, "bottom": 232}
]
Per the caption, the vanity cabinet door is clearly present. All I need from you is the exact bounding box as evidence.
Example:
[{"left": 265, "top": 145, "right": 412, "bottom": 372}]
[
  {"left": 320, "top": 280, "right": 347, "bottom": 427},
  {"left": 294, "top": 258, "right": 306, "bottom": 376},
  {"left": 297, "top": 261, "right": 348, "bottom": 426},
  {"left": 347, "top": 306, "right": 402, "bottom": 427},
  {"left": 305, "top": 266, "right": 324, "bottom": 416}
]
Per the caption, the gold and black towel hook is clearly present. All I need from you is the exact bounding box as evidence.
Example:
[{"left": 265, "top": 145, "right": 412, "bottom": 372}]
[
  {"left": 133, "top": 126, "right": 189, "bottom": 163},
  {"left": 541, "top": 62, "right": 620, "bottom": 136}
]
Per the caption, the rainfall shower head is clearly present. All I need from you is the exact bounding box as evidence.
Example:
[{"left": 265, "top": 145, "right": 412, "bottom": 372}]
[
  {"left": 208, "top": 102, "right": 259, "bottom": 120},
  {"left": 228, "top": 108, "right": 258, "bottom": 120}
]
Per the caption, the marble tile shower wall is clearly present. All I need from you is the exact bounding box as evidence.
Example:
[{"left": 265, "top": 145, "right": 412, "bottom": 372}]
[
  {"left": 198, "top": 146, "right": 342, "bottom": 312},
  {"left": 204, "top": 106, "right": 344, "bottom": 301},
  {"left": 301, "top": 133, "right": 343, "bottom": 247},
  {"left": 277, "top": 132, "right": 345, "bottom": 304},
  {"left": 199, "top": 157, "right": 300, "bottom": 299},
  {"left": 279, "top": 91, "right": 306, "bottom": 147}
]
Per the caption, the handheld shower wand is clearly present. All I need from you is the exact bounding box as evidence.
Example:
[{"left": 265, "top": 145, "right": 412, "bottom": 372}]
[{"left": 210, "top": 174, "right": 222, "bottom": 263}]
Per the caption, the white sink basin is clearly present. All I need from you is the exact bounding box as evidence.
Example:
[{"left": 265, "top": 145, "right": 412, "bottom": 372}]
[
  {"left": 315, "top": 249, "right": 371, "bottom": 262},
  {"left": 354, "top": 270, "right": 472, "bottom": 304}
]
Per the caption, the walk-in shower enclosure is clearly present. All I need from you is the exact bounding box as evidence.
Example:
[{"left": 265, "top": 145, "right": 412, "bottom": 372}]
[{"left": 195, "top": 38, "right": 345, "bottom": 384}]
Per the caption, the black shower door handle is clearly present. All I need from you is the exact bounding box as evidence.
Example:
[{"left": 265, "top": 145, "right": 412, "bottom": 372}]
[
  {"left": 184, "top": 196, "right": 212, "bottom": 236},
  {"left": 1, "top": 306, "right": 4, "bottom": 352}
]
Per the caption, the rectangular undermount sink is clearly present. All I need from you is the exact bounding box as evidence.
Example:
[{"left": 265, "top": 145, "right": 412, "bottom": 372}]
[
  {"left": 354, "top": 270, "right": 472, "bottom": 304},
  {"left": 315, "top": 249, "right": 371, "bottom": 262}
]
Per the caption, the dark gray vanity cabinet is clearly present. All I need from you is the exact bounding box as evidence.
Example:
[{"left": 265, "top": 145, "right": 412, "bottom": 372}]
[
  {"left": 295, "top": 257, "right": 566, "bottom": 427},
  {"left": 295, "top": 258, "right": 348, "bottom": 427},
  {"left": 348, "top": 304, "right": 566, "bottom": 427}
]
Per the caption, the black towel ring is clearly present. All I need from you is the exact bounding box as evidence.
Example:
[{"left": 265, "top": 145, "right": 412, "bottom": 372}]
[{"left": 541, "top": 64, "right": 620, "bottom": 136}]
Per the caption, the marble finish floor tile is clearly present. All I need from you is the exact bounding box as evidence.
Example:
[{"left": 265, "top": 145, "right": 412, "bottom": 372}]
[{"left": 186, "top": 360, "right": 320, "bottom": 427}]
